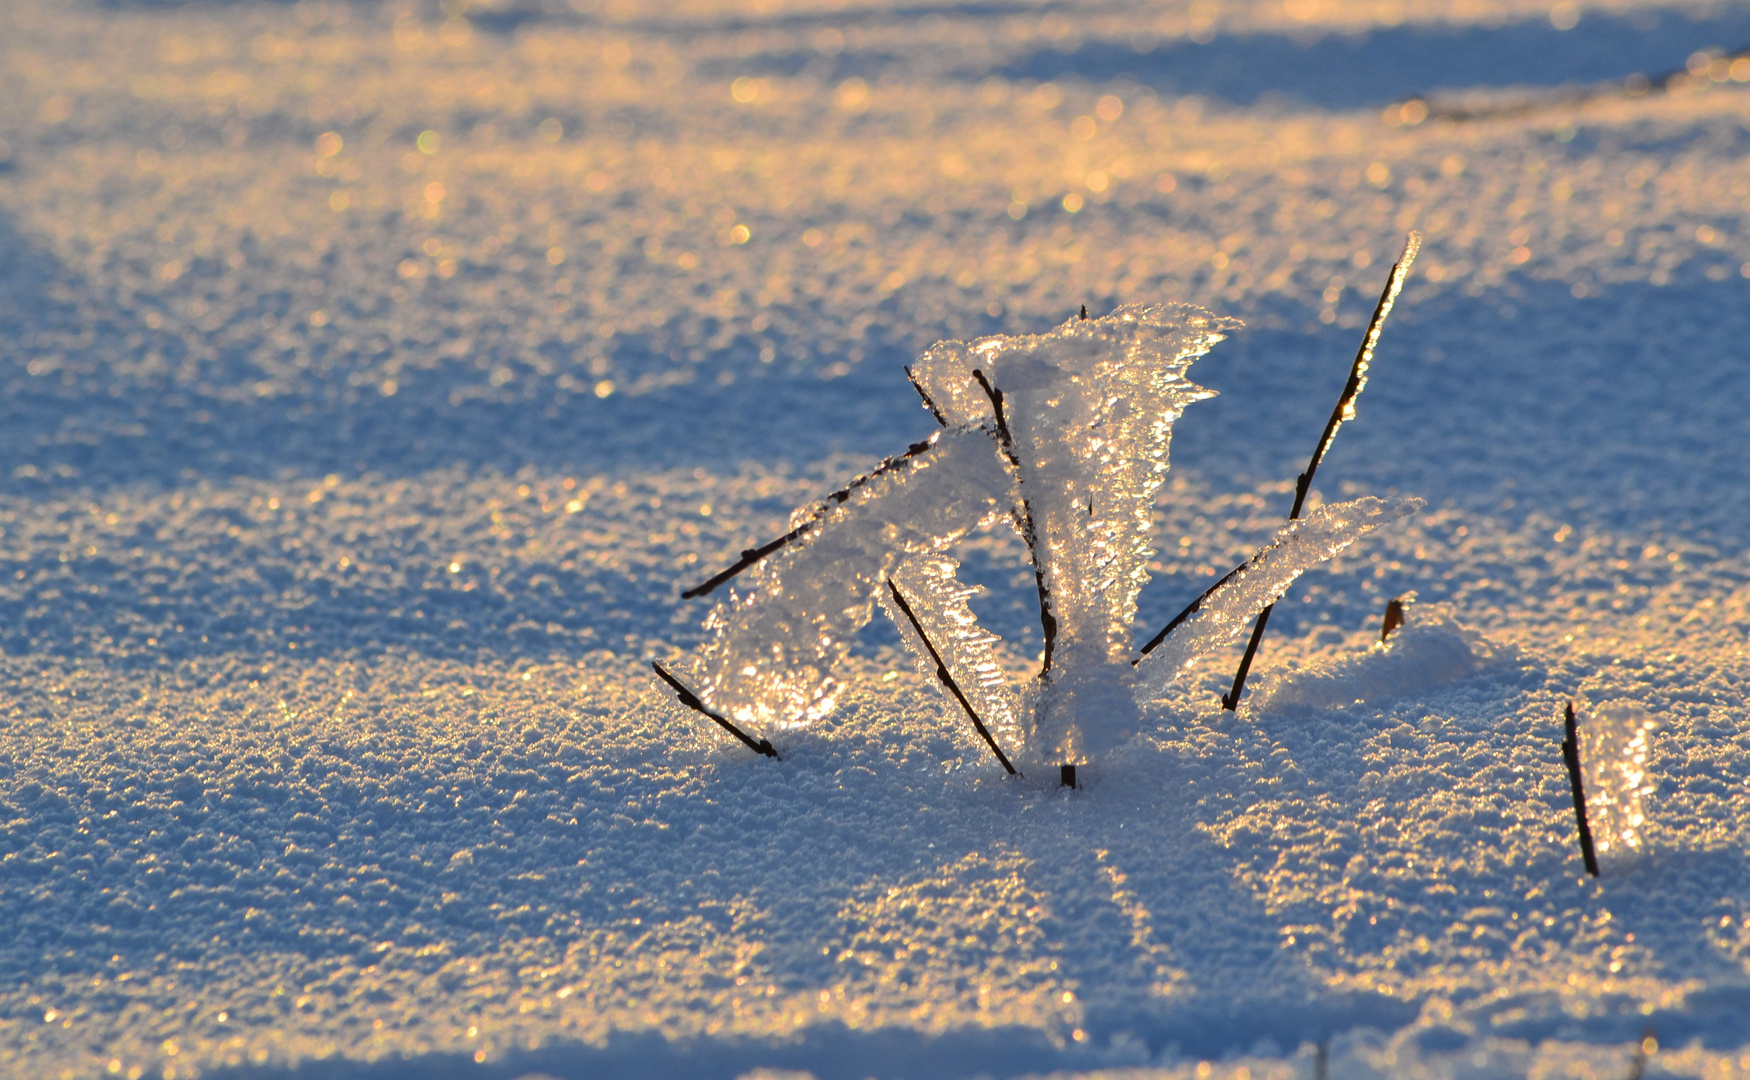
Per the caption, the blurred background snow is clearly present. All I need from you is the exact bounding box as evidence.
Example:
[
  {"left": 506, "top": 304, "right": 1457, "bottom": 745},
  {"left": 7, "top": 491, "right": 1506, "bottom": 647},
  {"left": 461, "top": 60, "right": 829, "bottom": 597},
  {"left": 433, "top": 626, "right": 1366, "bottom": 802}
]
[{"left": 3, "top": 1, "right": 1750, "bottom": 1077}]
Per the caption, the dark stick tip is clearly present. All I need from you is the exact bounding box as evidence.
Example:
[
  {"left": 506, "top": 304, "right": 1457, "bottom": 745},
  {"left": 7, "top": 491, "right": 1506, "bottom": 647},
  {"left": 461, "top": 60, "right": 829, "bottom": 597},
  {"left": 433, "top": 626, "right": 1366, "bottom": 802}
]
[
  {"left": 1060, "top": 764, "right": 1077, "bottom": 788},
  {"left": 651, "top": 660, "right": 780, "bottom": 761},
  {"left": 1380, "top": 597, "right": 1405, "bottom": 643}
]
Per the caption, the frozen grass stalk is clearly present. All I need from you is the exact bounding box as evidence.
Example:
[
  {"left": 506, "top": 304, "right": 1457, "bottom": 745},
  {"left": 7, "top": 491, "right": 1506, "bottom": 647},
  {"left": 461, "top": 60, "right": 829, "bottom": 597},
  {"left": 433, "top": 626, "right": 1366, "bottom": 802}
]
[
  {"left": 652, "top": 661, "right": 780, "bottom": 759},
  {"left": 1561, "top": 701, "right": 1600, "bottom": 877},
  {"left": 1218, "top": 231, "right": 1421, "bottom": 710},
  {"left": 883, "top": 578, "right": 1018, "bottom": 776}
]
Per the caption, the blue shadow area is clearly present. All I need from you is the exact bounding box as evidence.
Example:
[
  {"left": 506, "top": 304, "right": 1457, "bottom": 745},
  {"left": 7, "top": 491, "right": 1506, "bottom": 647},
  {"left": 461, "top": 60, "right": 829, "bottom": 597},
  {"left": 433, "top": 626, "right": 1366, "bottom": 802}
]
[
  {"left": 707, "top": 7, "right": 1750, "bottom": 112},
  {"left": 995, "top": 9, "right": 1750, "bottom": 109}
]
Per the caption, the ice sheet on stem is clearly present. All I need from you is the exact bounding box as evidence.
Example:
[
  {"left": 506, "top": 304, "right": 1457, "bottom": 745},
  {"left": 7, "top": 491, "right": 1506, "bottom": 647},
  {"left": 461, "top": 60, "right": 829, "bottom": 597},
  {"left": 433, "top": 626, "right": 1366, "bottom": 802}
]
[
  {"left": 879, "top": 555, "right": 1026, "bottom": 761},
  {"left": 1134, "top": 495, "right": 1424, "bottom": 703},
  {"left": 695, "top": 423, "right": 1012, "bottom": 730},
  {"left": 910, "top": 303, "right": 1230, "bottom": 665},
  {"left": 912, "top": 304, "right": 1233, "bottom": 759}
]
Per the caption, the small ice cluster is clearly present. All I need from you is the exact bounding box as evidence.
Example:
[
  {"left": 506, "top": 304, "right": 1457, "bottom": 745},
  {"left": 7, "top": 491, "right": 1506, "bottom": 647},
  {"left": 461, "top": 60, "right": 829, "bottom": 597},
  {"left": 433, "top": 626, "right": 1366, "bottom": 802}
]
[
  {"left": 1582, "top": 701, "right": 1658, "bottom": 863},
  {"left": 682, "top": 305, "right": 1419, "bottom": 766}
]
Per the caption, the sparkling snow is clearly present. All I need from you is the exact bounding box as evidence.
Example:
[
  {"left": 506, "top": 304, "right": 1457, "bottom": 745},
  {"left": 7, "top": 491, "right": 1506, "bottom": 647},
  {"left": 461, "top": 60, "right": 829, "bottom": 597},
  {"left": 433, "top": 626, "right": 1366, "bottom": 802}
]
[{"left": 3, "top": 2, "right": 1750, "bottom": 1078}]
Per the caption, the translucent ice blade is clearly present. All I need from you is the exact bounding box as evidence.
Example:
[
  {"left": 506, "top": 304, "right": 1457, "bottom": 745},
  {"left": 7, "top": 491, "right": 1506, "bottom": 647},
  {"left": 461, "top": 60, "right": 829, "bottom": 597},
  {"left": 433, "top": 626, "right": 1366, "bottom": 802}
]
[
  {"left": 911, "top": 304, "right": 1234, "bottom": 671},
  {"left": 880, "top": 555, "right": 1025, "bottom": 763},
  {"left": 1134, "top": 495, "right": 1423, "bottom": 702},
  {"left": 695, "top": 424, "right": 1015, "bottom": 730},
  {"left": 1582, "top": 701, "right": 1657, "bottom": 863}
]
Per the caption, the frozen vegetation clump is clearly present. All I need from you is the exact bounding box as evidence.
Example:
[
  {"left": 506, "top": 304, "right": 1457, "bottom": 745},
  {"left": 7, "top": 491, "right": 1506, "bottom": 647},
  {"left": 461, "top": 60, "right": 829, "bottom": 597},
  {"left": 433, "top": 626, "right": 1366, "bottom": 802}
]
[{"left": 665, "top": 302, "right": 1420, "bottom": 773}]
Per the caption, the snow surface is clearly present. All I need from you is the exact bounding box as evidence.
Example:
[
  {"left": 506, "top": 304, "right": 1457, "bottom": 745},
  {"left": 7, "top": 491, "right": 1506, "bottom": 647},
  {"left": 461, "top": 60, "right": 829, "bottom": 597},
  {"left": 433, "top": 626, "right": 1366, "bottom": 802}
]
[{"left": 4, "top": 1, "right": 1750, "bottom": 1078}]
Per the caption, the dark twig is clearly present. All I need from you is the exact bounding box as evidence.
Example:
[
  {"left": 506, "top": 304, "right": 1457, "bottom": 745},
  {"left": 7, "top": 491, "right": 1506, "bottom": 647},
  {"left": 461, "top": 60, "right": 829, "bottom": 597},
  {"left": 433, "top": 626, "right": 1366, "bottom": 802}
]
[
  {"left": 905, "top": 364, "right": 948, "bottom": 427},
  {"left": 1136, "top": 560, "right": 1247, "bottom": 659},
  {"left": 1079, "top": 304, "right": 1088, "bottom": 320},
  {"left": 651, "top": 661, "right": 779, "bottom": 759},
  {"left": 1217, "top": 232, "right": 1421, "bottom": 711},
  {"left": 1380, "top": 596, "right": 1406, "bottom": 643},
  {"left": 1562, "top": 700, "right": 1601, "bottom": 877},
  {"left": 972, "top": 368, "right": 1059, "bottom": 677},
  {"left": 886, "top": 579, "right": 1019, "bottom": 776},
  {"left": 683, "top": 436, "right": 937, "bottom": 599}
]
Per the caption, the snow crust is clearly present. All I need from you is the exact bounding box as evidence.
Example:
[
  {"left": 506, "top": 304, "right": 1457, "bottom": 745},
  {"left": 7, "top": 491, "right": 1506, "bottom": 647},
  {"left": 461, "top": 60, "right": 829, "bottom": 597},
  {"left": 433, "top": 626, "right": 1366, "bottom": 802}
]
[{"left": 3, "top": 1, "right": 1750, "bottom": 1078}]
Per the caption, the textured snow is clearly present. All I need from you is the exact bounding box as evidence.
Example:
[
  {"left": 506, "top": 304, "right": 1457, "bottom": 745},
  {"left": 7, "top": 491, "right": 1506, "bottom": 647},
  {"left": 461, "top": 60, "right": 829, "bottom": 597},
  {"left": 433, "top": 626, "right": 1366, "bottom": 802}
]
[
  {"left": 1255, "top": 604, "right": 1512, "bottom": 713},
  {"left": 4, "top": 1, "right": 1750, "bottom": 1078}
]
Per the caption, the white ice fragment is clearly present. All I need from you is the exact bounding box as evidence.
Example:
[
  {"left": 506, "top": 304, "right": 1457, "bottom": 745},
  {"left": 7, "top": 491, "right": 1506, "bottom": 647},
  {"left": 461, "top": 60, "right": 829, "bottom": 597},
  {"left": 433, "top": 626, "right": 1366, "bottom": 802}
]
[
  {"left": 1581, "top": 701, "right": 1657, "bottom": 863},
  {"left": 1256, "top": 607, "right": 1508, "bottom": 712},
  {"left": 1133, "top": 495, "right": 1423, "bottom": 702},
  {"left": 696, "top": 423, "right": 1013, "bottom": 729},
  {"left": 879, "top": 555, "right": 1026, "bottom": 761}
]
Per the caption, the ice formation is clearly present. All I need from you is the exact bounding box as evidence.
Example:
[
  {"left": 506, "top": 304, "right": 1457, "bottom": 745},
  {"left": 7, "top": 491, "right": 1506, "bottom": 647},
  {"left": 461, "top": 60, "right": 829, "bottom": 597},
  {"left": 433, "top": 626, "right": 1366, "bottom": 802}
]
[
  {"left": 1581, "top": 701, "right": 1658, "bottom": 863},
  {"left": 681, "top": 304, "right": 1419, "bottom": 764},
  {"left": 695, "top": 423, "right": 1014, "bottom": 729},
  {"left": 1132, "top": 496, "right": 1422, "bottom": 703}
]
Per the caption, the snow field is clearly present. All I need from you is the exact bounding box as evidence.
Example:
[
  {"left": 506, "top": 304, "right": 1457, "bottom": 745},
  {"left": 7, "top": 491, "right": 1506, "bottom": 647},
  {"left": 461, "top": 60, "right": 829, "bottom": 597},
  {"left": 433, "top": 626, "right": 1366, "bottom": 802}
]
[{"left": 3, "top": 1, "right": 1750, "bottom": 1078}]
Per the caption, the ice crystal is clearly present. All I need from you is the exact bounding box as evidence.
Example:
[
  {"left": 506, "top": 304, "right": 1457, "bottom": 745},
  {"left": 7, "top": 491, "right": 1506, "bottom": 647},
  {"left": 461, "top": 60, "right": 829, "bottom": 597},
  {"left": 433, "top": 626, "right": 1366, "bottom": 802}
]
[
  {"left": 696, "top": 423, "right": 1013, "bottom": 729},
  {"left": 1582, "top": 701, "right": 1658, "bottom": 862}
]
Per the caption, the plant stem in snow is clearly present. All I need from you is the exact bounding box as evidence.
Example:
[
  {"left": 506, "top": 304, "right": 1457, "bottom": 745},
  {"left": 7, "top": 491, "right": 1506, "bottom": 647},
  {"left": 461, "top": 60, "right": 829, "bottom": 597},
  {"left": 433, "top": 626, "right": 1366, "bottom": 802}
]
[
  {"left": 904, "top": 364, "right": 948, "bottom": 427},
  {"left": 972, "top": 367, "right": 1059, "bottom": 678},
  {"left": 885, "top": 579, "right": 1019, "bottom": 776},
  {"left": 651, "top": 661, "right": 780, "bottom": 759},
  {"left": 682, "top": 436, "right": 939, "bottom": 599},
  {"left": 1562, "top": 700, "right": 1601, "bottom": 877},
  {"left": 1218, "top": 231, "right": 1421, "bottom": 711}
]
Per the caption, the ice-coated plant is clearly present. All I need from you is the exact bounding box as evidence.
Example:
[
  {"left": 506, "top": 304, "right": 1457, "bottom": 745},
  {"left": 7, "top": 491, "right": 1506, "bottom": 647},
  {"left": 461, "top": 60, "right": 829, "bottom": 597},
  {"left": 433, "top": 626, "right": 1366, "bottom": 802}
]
[{"left": 656, "top": 238, "right": 1423, "bottom": 783}]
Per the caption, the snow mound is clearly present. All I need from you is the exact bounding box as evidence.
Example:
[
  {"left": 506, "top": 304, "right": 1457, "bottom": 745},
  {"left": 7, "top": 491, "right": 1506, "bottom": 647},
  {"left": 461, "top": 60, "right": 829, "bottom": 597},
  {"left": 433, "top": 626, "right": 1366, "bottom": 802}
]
[{"left": 1255, "top": 605, "right": 1511, "bottom": 712}]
